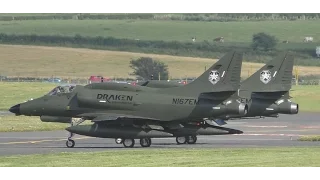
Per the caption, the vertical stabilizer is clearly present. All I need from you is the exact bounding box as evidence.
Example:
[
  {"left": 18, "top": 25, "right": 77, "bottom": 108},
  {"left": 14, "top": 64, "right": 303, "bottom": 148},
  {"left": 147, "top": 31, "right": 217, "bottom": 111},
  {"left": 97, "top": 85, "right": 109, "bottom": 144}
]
[
  {"left": 159, "top": 51, "right": 243, "bottom": 96},
  {"left": 241, "top": 51, "right": 294, "bottom": 92}
]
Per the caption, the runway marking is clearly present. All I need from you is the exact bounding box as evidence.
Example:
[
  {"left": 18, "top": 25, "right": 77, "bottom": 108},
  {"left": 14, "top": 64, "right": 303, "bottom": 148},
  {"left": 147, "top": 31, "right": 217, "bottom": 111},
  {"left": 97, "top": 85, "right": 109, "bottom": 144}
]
[
  {"left": 234, "top": 133, "right": 303, "bottom": 137},
  {"left": 197, "top": 138, "right": 285, "bottom": 141},
  {"left": 0, "top": 137, "right": 66, "bottom": 139},
  {"left": 300, "top": 126, "right": 320, "bottom": 129},
  {"left": 0, "top": 137, "right": 93, "bottom": 145},
  {"left": 245, "top": 126, "right": 288, "bottom": 128},
  {"left": 245, "top": 129, "right": 310, "bottom": 133}
]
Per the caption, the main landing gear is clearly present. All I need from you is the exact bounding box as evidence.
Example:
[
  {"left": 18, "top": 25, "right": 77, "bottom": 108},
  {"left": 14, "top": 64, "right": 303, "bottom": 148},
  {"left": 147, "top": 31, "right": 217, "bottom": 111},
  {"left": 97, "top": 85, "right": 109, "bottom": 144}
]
[
  {"left": 116, "top": 136, "right": 197, "bottom": 148},
  {"left": 114, "top": 138, "right": 152, "bottom": 148},
  {"left": 66, "top": 118, "right": 85, "bottom": 148},
  {"left": 176, "top": 136, "right": 197, "bottom": 144}
]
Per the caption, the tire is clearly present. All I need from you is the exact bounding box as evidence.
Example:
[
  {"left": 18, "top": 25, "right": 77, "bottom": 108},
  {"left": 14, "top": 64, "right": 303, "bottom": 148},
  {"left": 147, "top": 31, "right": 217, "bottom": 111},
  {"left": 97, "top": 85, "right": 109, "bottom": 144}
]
[
  {"left": 140, "top": 138, "right": 152, "bottom": 147},
  {"left": 176, "top": 136, "right": 187, "bottom": 144},
  {"left": 123, "top": 139, "right": 135, "bottom": 148},
  {"left": 187, "top": 136, "right": 197, "bottom": 144},
  {"left": 66, "top": 139, "right": 75, "bottom": 148}
]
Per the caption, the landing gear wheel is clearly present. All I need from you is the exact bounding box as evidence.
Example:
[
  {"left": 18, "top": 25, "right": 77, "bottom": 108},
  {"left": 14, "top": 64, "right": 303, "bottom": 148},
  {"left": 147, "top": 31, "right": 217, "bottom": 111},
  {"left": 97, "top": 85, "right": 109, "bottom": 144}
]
[
  {"left": 140, "top": 138, "right": 152, "bottom": 147},
  {"left": 66, "top": 139, "right": 75, "bottom": 148},
  {"left": 187, "top": 136, "right": 197, "bottom": 144},
  {"left": 176, "top": 136, "right": 187, "bottom": 144},
  {"left": 123, "top": 139, "right": 135, "bottom": 148},
  {"left": 115, "top": 138, "right": 123, "bottom": 144}
]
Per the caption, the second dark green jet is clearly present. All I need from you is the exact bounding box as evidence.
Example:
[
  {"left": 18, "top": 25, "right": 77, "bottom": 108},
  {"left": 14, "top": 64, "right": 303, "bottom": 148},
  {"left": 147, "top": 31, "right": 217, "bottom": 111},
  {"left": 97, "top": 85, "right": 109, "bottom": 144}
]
[
  {"left": 141, "top": 51, "right": 299, "bottom": 126},
  {"left": 222, "top": 51, "right": 298, "bottom": 121}
]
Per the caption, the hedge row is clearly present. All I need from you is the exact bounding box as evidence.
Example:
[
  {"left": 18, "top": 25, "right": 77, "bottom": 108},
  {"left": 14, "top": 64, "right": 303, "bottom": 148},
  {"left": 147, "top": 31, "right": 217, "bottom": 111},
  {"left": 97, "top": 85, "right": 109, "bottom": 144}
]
[
  {"left": 78, "top": 13, "right": 154, "bottom": 20},
  {"left": 0, "top": 33, "right": 318, "bottom": 66},
  {"left": 0, "top": 14, "right": 75, "bottom": 21},
  {"left": 1, "top": 13, "right": 320, "bottom": 22},
  {"left": 0, "top": 14, "right": 155, "bottom": 21},
  {"left": 0, "top": 33, "right": 249, "bottom": 53},
  {"left": 155, "top": 13, "right": 320, "bottom": 22}
]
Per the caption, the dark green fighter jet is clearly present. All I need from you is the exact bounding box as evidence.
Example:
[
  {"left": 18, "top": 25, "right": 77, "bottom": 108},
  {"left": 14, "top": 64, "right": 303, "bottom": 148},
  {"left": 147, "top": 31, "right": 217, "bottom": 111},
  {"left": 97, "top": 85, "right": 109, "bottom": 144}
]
[
  {"left": 139, "top": 51, "right": 299, "bottom": 126},
  {"left": 9, "top": 51, "right": 248, "bottom": 148},
  {"left": 217, "top": 51, "right": 298, "bottom": 122}
]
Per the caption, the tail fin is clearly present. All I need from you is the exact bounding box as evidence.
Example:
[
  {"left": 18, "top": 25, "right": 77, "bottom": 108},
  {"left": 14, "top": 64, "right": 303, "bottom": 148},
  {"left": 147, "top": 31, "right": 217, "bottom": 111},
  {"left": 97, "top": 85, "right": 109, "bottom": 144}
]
[
  {"left": 158, "top": 51, "right": 243, "bottom": 96},
  {"left": 241, "top": 51, "right": 294, "bottom": 92}
]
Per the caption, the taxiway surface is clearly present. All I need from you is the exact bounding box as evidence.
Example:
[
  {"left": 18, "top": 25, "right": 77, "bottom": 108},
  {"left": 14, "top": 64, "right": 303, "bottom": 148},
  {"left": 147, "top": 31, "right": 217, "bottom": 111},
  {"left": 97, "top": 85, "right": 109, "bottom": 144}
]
[{"left": 0, "top": 112, "right": 319, "bottom": 156}]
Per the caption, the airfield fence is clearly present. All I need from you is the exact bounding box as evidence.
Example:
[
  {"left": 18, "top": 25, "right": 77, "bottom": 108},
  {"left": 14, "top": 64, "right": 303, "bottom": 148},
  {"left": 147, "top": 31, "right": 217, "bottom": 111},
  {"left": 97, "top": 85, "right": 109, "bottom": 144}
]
[{"left": 0, "top": 66, "right": 320, "bottom": 85}]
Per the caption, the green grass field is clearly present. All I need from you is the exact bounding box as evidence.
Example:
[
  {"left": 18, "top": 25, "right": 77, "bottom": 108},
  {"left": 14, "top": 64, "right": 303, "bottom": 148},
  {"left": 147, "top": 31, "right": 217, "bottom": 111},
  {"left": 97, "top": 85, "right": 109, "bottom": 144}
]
[
  {"left": 0, "top": 13, "right": 70, "bottom": 17},
  {"left": 1, "top": 45, "right": 320, "bottom": 79},
  {"left": 0, "top": 115, "right": 67, "bottom": 132},
  {"left": 1, "top": 147, "right": 319, "bottom": 167},
  {"left": 1, "top": 19, "right": 320, "bottom": 43},
  {"left": 0, "top": 82, "right": 56, "bottom": 111},
  {"left": 290, "top": 85, "right": 320, "bottom": 112},
  {"left": 298, "top": 135, "right": 320, "bottom": 141}
]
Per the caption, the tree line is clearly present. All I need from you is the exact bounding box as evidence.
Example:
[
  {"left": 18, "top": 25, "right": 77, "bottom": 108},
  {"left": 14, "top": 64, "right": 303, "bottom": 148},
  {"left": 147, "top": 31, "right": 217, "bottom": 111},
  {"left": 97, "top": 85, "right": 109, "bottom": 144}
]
[
  {"left": 0, "top": 33, "right": 318, "bottom": 66},
  {"left": 1, "top": 13, "right": 320, "bottom": 22}
]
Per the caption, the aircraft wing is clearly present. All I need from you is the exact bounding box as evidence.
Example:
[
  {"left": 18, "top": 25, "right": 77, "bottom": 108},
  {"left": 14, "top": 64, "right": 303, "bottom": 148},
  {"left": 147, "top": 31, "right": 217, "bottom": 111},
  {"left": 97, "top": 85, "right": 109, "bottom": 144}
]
[{"left": 77, "top": 113, "right": 160, "bottom": 122}]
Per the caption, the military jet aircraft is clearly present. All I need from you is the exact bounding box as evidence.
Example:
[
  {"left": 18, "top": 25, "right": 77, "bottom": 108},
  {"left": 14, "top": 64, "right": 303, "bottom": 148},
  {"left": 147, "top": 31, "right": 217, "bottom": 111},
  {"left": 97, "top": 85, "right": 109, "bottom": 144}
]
[
  {"left": 9, "top": 51, "right": 247, "bottom": 148},
  {"left": 141, "top": 51, "right": 299, "bottom": 126},
  {"left": 217, "top": 51, "right": 299, "bottom": 122}
]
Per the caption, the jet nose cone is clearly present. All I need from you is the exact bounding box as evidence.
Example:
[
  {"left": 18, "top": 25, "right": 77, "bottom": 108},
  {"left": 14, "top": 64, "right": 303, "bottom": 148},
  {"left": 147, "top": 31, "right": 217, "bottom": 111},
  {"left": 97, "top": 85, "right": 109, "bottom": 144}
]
[{"left": 9, "top": 104, "right": 21, "bottom": 115}]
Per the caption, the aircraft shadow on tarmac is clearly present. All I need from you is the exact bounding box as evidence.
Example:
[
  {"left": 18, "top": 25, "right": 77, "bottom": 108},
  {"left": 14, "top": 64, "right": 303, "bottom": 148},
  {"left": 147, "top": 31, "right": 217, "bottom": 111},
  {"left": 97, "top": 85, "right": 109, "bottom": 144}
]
[{"left": 0, "top": 142, "right": 214, "bottom": 149}]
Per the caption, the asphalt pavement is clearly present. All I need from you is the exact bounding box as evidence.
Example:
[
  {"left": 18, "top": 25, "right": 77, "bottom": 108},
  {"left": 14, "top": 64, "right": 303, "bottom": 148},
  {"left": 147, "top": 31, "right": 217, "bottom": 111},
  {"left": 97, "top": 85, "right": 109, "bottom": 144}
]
[{"left": 0, "top": 112, "right": 319, "bottom": 156}]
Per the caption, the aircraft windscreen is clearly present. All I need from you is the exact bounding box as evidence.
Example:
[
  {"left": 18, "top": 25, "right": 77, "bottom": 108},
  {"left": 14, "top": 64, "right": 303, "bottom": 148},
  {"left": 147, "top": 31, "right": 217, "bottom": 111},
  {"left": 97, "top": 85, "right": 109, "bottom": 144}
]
[{"left": 47, "top": 85, "right": 76, "bottom": 96}]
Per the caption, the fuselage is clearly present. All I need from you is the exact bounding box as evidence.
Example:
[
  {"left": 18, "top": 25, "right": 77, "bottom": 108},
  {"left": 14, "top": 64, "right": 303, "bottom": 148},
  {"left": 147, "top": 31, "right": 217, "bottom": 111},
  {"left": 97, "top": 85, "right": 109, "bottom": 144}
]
[
  {"left": 142, "top": 82, "right": 299, "bottom": 119},
  {"left": 16, "top": 83, "right": 246, "bottom": 122},
  {"left": 217, "top": 90, "right": 299, "bottom": 120}
]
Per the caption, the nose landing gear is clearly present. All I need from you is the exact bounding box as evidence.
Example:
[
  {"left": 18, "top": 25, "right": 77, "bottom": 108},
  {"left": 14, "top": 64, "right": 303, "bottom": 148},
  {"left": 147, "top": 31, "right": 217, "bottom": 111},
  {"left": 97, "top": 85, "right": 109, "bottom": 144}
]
[
  {"left": 65, "top": 118, "right": 85, "bottom": 148},
  {"left": 66, "top": 138, "right": 75, "bottom": 148}
]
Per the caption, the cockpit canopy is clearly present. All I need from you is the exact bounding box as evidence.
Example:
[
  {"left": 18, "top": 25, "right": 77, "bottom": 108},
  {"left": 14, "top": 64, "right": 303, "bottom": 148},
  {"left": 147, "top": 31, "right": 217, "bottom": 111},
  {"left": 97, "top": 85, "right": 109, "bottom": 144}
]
[{"left": 47, "top": 85, "right": 76, "bottom": 96}]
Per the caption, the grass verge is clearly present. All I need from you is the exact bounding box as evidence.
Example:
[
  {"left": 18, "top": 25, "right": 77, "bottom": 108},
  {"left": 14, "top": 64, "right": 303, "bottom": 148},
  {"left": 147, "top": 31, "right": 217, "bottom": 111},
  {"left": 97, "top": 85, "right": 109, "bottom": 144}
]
[
  {"left": 298, "top": 136, "right": 320, "bottom": 141},
  {"left": 0, "top": 115, "right": 67, "bottom": 132},
  {"left": 0, "top": 82, "right": 56, "bottom": 111},
  {"left": 290, "top": 85, "right": 320, "bottom": 112},
  {"left": 0, "top": 147, "right": 320, "bottom": 167}
]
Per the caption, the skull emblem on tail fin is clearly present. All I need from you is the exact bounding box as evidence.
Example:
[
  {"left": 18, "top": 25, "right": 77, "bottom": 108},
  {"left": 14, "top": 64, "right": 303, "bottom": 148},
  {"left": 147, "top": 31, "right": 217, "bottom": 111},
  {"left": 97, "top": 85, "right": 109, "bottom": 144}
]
[
  {"left": 208, "top": 70, "right": 220, "bottom": 85},
  {"left": 260, "top": 70, "right": 272, "bottom": 84}
]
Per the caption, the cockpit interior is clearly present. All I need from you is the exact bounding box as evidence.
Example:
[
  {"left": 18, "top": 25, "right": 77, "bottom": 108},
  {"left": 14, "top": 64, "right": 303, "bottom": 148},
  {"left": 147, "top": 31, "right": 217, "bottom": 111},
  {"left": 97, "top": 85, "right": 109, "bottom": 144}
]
[{"left": 47, "top": 85, "right": 76, "bottom": 96}]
